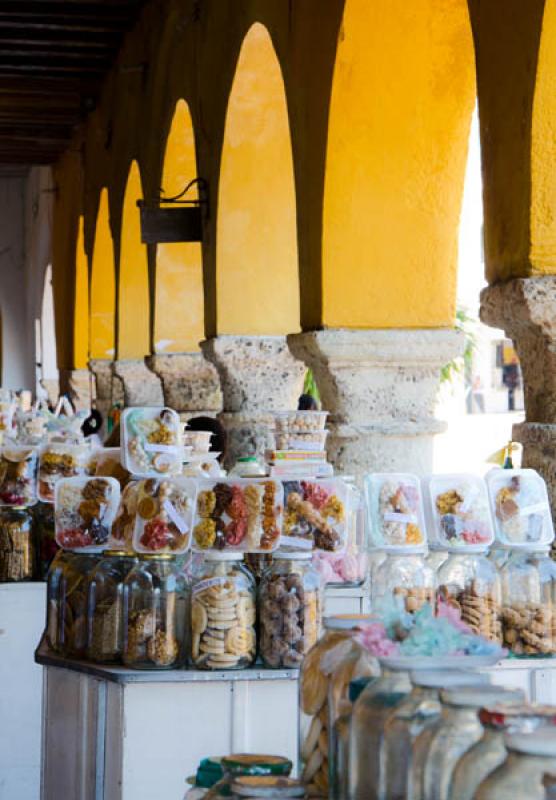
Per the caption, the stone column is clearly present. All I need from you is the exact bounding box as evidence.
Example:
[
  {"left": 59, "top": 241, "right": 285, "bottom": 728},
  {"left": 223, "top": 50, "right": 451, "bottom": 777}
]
[
  {"left": 111, "top": 359, "right": 164, "bottom": 407},
  {"left": 88, "top": 359, "right": 116, "bottom": 423},
  {"left": 201, "top": 336, "right": 306, "bottom": 468},
  {"left": 58, "top": 369, "right": 91, "bottom": 411},
  {"left": 146, "top": 353, "right": 223, "bottom": 418},
  {"left": 480, "top": 276, "right": 556, "bottom": 512},
  {"left": 288, "top": 328, "right": 462, "bottom": 480}
]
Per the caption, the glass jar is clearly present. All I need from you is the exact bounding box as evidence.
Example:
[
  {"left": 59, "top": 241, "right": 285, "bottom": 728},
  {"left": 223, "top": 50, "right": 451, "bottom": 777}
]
[
  {"left": 475, "top": 729, "right": 556, "bottom": 800},
  {"left": 86, "top": 550, "right": 137, "bottom": 663},
  {"left": 34, "top": 501, "right": 58, "bottom": 580},
  {"left": 0, "top": 507, "right": 35, "bottom": 581},
  {"left": 425, "top": 547, "right": 448, "bottom": 572},
  {"left": 259, "top": 551, "right": 322, "bottom": 668},
  {"left": 191, "top": 552, "right": 256, "bottom": 670},
  {"left": 436, "top": 551, "right": 502, "bottom": 643},
  {"left": 371, "top": 550, "right": 435, "bottom": 614},
  {"left": 500, "top": 547, "right": 556, "bottom": 656},
  {"left": 45, "top": 549, "right": 72, "bottom": 652},
  {"left": 58, "top": 552, "right": 102, "bottom": 657},
  {"left": 331, "top": 676, "right": 376, "bottom": 800},
  {"left": 300, "top": 616, "right": 379, "bottom": 798},
  {"left": 451, "top": 705, "right": 556, "bottom": 800},
  {"left": 348, "top": 666, "right": 412, "bottom": 800},
  {"left": 123, "top": 554, "right": 187, "bottom": 669},
  {"left": 383, "top": 670, "right": 489, "bottom": 800},
  {"left": 414, "top": 685, "right": 525, "bottom": 800},
  {"left": 488, "top": 545, "right": 512, "bottom": 570}
]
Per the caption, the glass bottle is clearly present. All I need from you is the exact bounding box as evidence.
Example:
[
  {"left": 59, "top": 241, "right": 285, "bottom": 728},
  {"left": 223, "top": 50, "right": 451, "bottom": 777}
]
[
  {"left": 451, "top": 705, "right": 556, "bottom": 800},
  {"left": 58, "top": 552, "right": 102, "bottom": 657},
  {"left": 190, "top": 552, "right": 256, "bottom": 670},
  {"left": 331, "top": 676, "right": 376, "bottom": 800},
  {"left": 34, "top": 501, "right": 58, "bottom": 580},
  {"left": 123, "top": 554, "right": 188, "bottom": 669},
  {"left": 0, "top": 506, "right": 35, "bottom": 581},
  {"left": 259, "top": 551, "right": 322, "bottom": 668},
  {"left": 45, "top": 549, "right": 72, "bottom": 652},
  {"left": 425, "top": 547, "right": 449, "bottom": 572},
  {"left": 415, "top": 685, "right": 524, "bottom": 800},
  {"left": 371, "top": 549, "right": 435, "bottom": 614},
  {"left": 475, "top": 729, "right": 556, "bottom": 800},
  {"left": 86, "top": 549, "right": 137, "bottom": 663}
]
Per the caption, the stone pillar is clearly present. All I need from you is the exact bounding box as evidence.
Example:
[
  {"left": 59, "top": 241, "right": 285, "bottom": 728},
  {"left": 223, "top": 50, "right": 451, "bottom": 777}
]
[
  {"left": 111, "top": 359, "right": 164, "bottom": 407},
  {"left": 88, "top": 359, "right": 116, "bottom": 422},
  {"left": 201, "top": 336, "right": 306, "bottom": 468},
  {"left": 58, "top": 369, "right": 91, "bottom": 411},
  {"left": 288, "top": 329, "right": 462, "bottom": 480},
  {"left": 480, "top": 276, "right": 556, "bottom": 512},
  {"left": 146, "top": 353, "right": 223, "bottom": 418}
]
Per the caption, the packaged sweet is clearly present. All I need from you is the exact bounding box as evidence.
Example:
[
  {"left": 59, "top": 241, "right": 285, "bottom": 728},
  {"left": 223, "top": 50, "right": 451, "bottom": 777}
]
[
  {"left": 55, "top": 476, "right": 120, "bottom": 552},
  {"left": 15, "top": 408, "right": 49, "bottom": 445},
  {"left": 183, "top": 430, "right": 213, "bottom": 454},
  {"left": 92, "top": 447, "right": 132, "bottom": 488},
  {"left": 274, "top": 411, "right": 328, "bottom": 433},
  {"left": 0, "top": 399, "right": 15, "bottom": 436},
  {"left": 121, "top": 407, "right": 182, "bottom": 477},
  {"left": 38, "top": 443, "right": 89, "bottom": 503},
  {"left": 275, "top": 429, "right": 329, "bottom": 452},
  {"left": 0, "top": 446, "right": 38, "bottom": 506},
  {"left": 133, "top": 477, "right": 196, "bottom": 554},
  {"left": 192, "top": 478, "right": 282, "bottom": 553},
  {"left": 426, "top": 474, "right": 494, "bottom": 550},
  {"left": 109, "top": 481, "right": 139, "bottom": 548},
  {"left": 486, "top": 468, "right": 554, "bottom": 547},
  {"left": 365, "top": 473, "right": 426, "bottom": 549},
  {"left": 281, "top": 479, "right": 348, "bottom": 552}
]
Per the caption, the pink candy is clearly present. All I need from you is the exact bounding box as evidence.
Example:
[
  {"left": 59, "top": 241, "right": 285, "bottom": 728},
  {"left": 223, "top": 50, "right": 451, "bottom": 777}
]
[{"left": 313, "top": 550, "right": 367, "bottom": 584}]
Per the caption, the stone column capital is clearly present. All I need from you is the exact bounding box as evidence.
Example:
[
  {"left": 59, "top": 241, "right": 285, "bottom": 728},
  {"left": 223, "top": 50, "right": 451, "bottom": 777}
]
[
  {"left": 146, "top": 352, "right": 222, "bottom": 414},
  {"left": 112, "top": 359, "right": 164, "bottom": 407}
]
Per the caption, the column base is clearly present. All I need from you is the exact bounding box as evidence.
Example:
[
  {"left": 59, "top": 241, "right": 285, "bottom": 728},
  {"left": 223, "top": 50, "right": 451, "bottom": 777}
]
[
  {"left": 58, "top": 369, "right": 91, "bottom": 411},
  {"left": 88, "top": 359, "right": 116, "bottom": 422},
  {"left": 513, "top": 421, "right": 556, "bottom": 516},
  {"left": 112, "top": 360, "right": 164, "bottom": 407},
  {"left": 146, "top": 353, "right": 222, "bottom": 414}
]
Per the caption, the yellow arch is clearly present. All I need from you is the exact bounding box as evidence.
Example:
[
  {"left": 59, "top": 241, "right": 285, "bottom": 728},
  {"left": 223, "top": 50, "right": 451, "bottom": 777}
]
[
  {"left": 90, "top": 189, "right": 115, "bottom": 359},
  {"left": 118, "top": 161, "right": 150, "bottom": 358},
  {"left": 155, "top": 99, "right": 204, "bottom": 353},
  {"left": 322, "top": 0, "right": 475, "bottom": 328},
  {"left": 216, "top": 22, "right": 300, "bottom": 335},
  {"left": 74, "top": 216, "right": 89, "bottom": 369}
]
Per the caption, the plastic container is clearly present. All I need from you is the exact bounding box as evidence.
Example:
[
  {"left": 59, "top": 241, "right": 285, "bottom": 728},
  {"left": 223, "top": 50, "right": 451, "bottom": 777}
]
[
  {"left": 133, "top": 477, "right": 196, "bottom": 554},
  {"left": 300, "top": 615, "right": 379, "bottom": 797},
  {"left": 275, "top": 430, "right": 328, "bottom": 452},
  {"left": 0, "top": 446, "right": 38, "bottom": 506},
  {"left": 92, "top": 447, "right": 131, "bottom": 488},
  {"left": 192, "top": 479, "right": 282, "bottom": 553},
  {"left": 123, "top": 554, "right": 188, "bottom": 669},
  {"left": 487, "top": 468, "right": 554, "bottom": 547},
  {"left": 183, "top": 430, "right": 213, "bottom": 453},
  {"left": 228, "top": 457, "right": 267, "bottom": 478},
  {"left": 0, "top": 507, "right": 35, "bottom": 581},
  {"left": 365, "top": 473, "right": 427, "bottom": 549},
  {"left": 274, "top": 411, "right": 328, "bottom": 432},
  {"left": 475, "top": 729, "right": 556, "bottom": 800},
  {"left": 281, "top": 478, "right": 349, "bottom": 552},
  {"left": 259, "top": 551, "right": 322, "bottom": 668},
  {"left": 86, "top": 549, "right": 137, "bottom": 663},
  {"left": 436, "top": 551, "right": 502, "bottom": 643},
  {"left": 121, "top": 407, "right": 182, "bottom": 477},
  {"left": 190, "top": 552, "right": 256, "bottom": 670},
  {"left": 312, "top": 482, "right": 368, "bottom": 586},
  {"left": 426, "top": 474, "right": 494, "bottom": 551},
  {"left": 55, "top": 476, "right": 120, "bottom": 552},
  {"left": 451, "top": 704, "right": 556, "bottom": 800},
  {"left": 57, "top": 552, "right": 102, "bottom": 657},
  {"left": 371, "top": 550, "right": 435, "bottom": 613},
  {"left": 38, "top": 442, "right": 89, "bottom": 503}
]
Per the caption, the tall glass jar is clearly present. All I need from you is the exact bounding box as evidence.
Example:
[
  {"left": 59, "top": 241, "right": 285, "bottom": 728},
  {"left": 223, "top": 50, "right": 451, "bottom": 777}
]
[
  {"left": 451, "top": 705, "right": 556, "bottom": 800},
  {"left": 348, "top": 666, "right": 412, "bottom": 800},
  {"left": 436, "top": 551, "right": 502, "bottom": 643},
  {"left": 191, "top": 552, "right": 256, "bottom": 670},
  {"left": 123, "top": 554, "right": 187, "bottom": 669},
  {"left": 58, "top": 552, "right": 102, "bottom": 657},
  {"left": 371, "top": 549, "right": 435, "bottom": 614},
  {"left": 34, "top": 501, "right": 58, "bottom": 580},
  {"left": 45, "top": 549, "right": 72, "bottom": 652},
  {"left": 0, "top": 507, "right": 35, "bottom": 581},
  {"left": 331, "top": 676, "right": 376, "bottom": 800},
  {"left": 414, "top": 685, "right": 525, "bottom": 800},
  {"left": 425, "top": 547, "right": 448, "bottom": 573},
  {"left": 259, "top": 551, "right": 322, "bottom": 668},
  {"left": 475, "top": 730, "right": 556, "bottom": 800},
  {"left": 86, "top": 549, "right": 137, "bottom": 663},
  {"left": 300, "top": 616, "right": 379, "bottom": 798}
]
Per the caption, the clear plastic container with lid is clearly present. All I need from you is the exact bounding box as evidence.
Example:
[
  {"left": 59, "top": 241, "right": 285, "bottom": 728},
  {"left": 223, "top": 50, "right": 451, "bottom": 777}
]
[
  {"left": 58, "top": 551, "right": 103, "bottom": 657},
  {"left": 86, "top": 549, "right": 137, "bottom": 663},
  {"left": 190, "top": 552, "right": 256, "bottom": 670},
  {"left": 365, "top": 473, "right": 427, "bottom": 549},
  {"left": 414, "top": 685, "right": 525, "bottom": 800},
  {"left": 132, "top": 477, "right": 196, "bottom": 554},
  {"left": 475, "top": 729, "right": 556, "bottom": 800},
  {"left": 436, "top": 551, "right": 502, "bottom": 643},
  {"left": 0, "top": 507, "right": 35, "bottom": 581},
  {"left": 312, "top": 482, "right": 368, "bottom": 586},
  {"left": 55, "top": 476, "right": 120, "bottom": 552},
  {"left": 487, "top": 468, "right": 554, "bottom": 547},
  {"left": 425, "top": 474, "right": 494, "bottom": 550},
  {"left": 281, "top": 478, "right": 349, "bottom": 553},
  {"left": 38, "top": 442, "right": 90, "bottom": 503},
  {"left": 259, "top": 551, "right": 322, "bottom": 668},
  {"left": 0, "top": 446, "right": 38, "bottom": 507},
  {"left": 123, "top": 554, "right": 188, "bottom": 669},
  {"left": 451, "top": 704, "right": 556, "bottom": 800},
  {"left": 299, "top": 615, "right": 379, "bottom": 797},
  {"left": 274, "top": 410, "right": 328, "bottom": 432},
  {"left": 371, "top": 549, "right": 435, "bottom": 614},
  {"left": 121, "top": 406, "right": 182, "bottom": 478}
]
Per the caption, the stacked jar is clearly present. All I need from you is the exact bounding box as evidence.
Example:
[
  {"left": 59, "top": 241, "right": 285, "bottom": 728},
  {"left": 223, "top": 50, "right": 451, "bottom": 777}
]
[
  {"left": 475, "top": 729, "right": 556, "bottom": 800},
  {"left": 0, "top": 445, "right": 39, "bottom": 581}
]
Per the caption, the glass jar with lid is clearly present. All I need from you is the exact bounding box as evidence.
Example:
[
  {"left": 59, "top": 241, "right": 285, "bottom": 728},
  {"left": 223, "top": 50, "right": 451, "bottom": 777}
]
[
  {"left": 191, "top": 552, "right": 256, "bottom": 670},
  {"left": 34, "top": 501, "right": 58, "bottom": 580},
  {"left": 371, "top": 549, "right": 435, "bottom": 614},
  {"left": 475, "top": 729, "right": 556, "bottom": 800},
  {"left": 436, "top": 551, "right": 502, "bottom": 643},
  {"left": 58, "top": 552, "right": 102, "bottom": 657},
  {"left": 425, "top": 547, "right": 449, "bottom": 572},
  {"left": 0, "top": 506, "right": 35, "bottom": 581},
  {"left": 86, "top": 549, "right": 138, "bottom": 663},
  {"left": 331, "top": 676, "right": 375, "bottom": 800},
  {"left": 259, "top": 551, "right": 322, "bottom": 668},
  {"left": 45, "top": 549, "right": 72, "bottom": 652},
  {"left": 414, "top": 685, "right": 525, "bottom": 800},
  {"left": 488, "top": 545, "right": 512, "bottom": 571},
  {"left": 451, "top": 704, "right": 556, "bottom": 800},
  {"left": 300, "top": 615, "right": 379, "bottom": 797}
]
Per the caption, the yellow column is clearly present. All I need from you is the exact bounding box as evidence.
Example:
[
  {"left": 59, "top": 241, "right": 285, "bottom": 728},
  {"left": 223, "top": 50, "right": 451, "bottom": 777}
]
[
  {"left": 90, "top": 189, "right": 116, "bottom": 360},
  {"left": 74, "top": 216, "right": 89, "bottom": 370}
]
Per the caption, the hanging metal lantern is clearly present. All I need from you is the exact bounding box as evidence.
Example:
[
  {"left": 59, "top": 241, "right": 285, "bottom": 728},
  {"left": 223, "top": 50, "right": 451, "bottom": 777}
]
[{"left": 137, "top": 177, "right": 208, "bottom": 244}]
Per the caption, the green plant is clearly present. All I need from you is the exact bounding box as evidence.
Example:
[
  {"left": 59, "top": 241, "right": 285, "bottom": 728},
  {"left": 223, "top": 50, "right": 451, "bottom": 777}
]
[
  {"left": 303, "top": 368, "right": 321, "bottom": 406},
  {"left": 441, "top": 306, "right": 477, "bottom": 384}
]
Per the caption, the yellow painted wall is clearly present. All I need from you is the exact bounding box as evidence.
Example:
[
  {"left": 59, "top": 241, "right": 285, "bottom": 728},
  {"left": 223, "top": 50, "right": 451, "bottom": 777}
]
[
  {"left": 155, "top": 99, "right": 204, "bottom": 352},
  {"left": 90, "top": 189, "right": 116, "bottom": 359},
  {"left": 216, "top": 22, "right": 300, "bottom": 335},
  {"left": 74, "top": 216, "right": 89, "bottom": 369},
  {"left": 322, "top": 0, "right": 475, "bottom": 328}
]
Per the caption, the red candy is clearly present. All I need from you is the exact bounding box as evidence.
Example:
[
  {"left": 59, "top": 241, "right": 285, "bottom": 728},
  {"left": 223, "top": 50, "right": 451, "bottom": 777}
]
[
  {"left": 301, "top": 481, "right": 330, "bottom": 510},
  {"left": 141, "top": 519, "right": 174, "bottom": 551}
]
